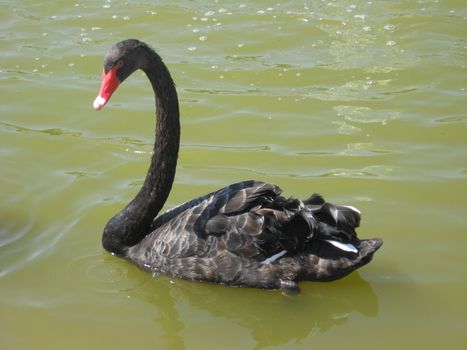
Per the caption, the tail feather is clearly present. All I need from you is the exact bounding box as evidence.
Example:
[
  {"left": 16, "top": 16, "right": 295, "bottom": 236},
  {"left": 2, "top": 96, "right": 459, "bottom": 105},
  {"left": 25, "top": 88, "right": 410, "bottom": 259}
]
[
  {"left": 293, "top": 238, "right": 383, "bottom": 282},
  {"left": 255, "top": 194, "right": 365, "bottom": 258}
]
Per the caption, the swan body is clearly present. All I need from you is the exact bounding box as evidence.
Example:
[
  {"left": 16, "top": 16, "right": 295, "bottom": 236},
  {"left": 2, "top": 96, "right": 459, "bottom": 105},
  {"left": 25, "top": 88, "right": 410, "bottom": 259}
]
[{"left": 94, "top": 39, "right": 382, "bottom": 292}]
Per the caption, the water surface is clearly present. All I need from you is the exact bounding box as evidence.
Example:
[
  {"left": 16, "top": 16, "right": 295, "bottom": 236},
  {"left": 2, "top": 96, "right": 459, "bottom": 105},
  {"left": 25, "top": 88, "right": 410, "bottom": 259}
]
[{"left": 1, "top": 1, "right": 466, "bottom": 349}]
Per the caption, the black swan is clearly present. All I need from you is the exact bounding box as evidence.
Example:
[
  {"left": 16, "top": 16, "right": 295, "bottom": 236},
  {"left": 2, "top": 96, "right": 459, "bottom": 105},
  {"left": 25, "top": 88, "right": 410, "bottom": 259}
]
[{"left": 93, "top": 39, "right": 382, "bottom": 293}]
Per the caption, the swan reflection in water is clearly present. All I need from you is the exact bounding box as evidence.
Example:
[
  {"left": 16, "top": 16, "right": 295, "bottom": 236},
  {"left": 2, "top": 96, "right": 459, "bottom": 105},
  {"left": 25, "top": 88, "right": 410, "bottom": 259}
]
[{"left": 127, "top": 271, "right": 378, "bottom": 349}]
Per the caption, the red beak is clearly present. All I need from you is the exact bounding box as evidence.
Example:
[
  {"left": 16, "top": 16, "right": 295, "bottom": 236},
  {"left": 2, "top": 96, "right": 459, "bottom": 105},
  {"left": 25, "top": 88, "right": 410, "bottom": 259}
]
[{"left": 93, "top": 65, "right": 120, "bottom": 110}]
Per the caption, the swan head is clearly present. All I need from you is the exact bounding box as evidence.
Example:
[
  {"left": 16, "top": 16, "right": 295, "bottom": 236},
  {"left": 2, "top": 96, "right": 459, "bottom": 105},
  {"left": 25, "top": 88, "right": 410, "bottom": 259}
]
[{"left": 94, "top": 39, "right": 149, "bottom": 110}]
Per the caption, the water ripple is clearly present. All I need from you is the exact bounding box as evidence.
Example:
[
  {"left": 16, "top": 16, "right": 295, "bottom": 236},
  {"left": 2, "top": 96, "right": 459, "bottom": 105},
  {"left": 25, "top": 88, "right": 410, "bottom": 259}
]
[
  {"left": 0, "top": 219, "right": 78, "bottom": 278},
  {"left": 67, "top": 253, "right": 147, "bottom": 294},
  {"left": 334, "top": 105, "right": 399, "bottom": 124},
  {"left": 0, "top": 121, "right": 83, "bottom": 138}
]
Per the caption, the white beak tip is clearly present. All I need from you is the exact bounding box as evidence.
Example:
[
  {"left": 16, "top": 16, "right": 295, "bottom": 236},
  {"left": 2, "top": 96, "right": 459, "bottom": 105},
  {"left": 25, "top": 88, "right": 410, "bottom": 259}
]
[{"left": 93, "top": 96, "right": 107, "bottom": 110}]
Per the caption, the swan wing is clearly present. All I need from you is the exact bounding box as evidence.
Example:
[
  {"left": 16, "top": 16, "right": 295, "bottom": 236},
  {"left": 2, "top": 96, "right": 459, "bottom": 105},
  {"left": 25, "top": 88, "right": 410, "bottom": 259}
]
[
  {"left": 140, "top": 180, "right": 363, "bottom": 262},
  {"left": 138, "top": 181, "right": 282, "bottom": 260},
  {"left": 193, "top": 180, "right": 284, "bottom": 259}
]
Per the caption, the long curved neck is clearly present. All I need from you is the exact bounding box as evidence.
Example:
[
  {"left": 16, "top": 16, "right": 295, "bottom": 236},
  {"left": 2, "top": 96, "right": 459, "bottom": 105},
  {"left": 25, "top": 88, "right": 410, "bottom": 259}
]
[{"left": 103, "top": 49, "right": 180, "bottom": 256}]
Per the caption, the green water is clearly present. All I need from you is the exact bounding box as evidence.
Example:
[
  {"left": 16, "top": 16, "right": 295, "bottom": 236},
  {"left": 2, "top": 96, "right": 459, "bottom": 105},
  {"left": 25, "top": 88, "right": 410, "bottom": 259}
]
[{"left": 1, "top": 0, "right": 466, "bottom": 349}]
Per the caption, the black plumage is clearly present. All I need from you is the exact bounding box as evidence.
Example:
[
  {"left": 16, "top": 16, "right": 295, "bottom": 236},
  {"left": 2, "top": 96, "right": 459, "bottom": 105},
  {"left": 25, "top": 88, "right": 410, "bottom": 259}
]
[{"left": 94, "top": 39, "right": 382, "bottom": 293}]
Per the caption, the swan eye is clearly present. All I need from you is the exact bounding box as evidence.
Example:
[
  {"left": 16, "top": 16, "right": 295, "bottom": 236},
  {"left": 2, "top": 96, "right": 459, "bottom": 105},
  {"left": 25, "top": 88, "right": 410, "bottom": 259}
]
[{"left": 115, "top": 60, "right": 124, "bottom": 69}]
